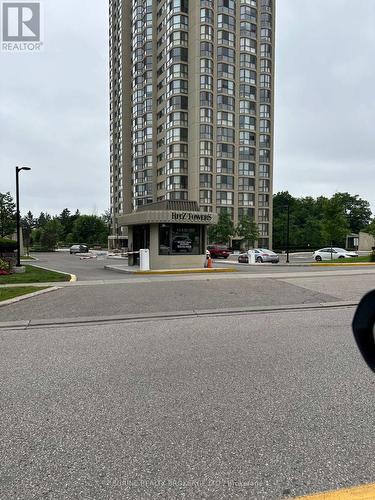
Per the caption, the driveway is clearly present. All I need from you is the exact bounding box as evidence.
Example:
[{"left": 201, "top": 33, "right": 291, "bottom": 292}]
[{"left": 30, "top": 251, "right": 129, "bottom": 281}]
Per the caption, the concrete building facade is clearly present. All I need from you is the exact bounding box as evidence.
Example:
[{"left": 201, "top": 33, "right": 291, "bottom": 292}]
[{"left": 110, "top": 0, "right": 276, "bottom": 250}]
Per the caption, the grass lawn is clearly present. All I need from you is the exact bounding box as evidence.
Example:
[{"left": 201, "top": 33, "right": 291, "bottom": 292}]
[
  {"left": 0, "top": 265, "right": 70, "bottom": 284},
  {"left": 315, "top": 255, "right": 375, "bottom": 264},
  {"left": 0, "top": 286, "right": 48, "bottom": 302}
]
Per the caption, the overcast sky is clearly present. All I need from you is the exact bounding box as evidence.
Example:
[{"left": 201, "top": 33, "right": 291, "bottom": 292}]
[{"left": 1, "top": 0, "right": 374, "bottom": 216}]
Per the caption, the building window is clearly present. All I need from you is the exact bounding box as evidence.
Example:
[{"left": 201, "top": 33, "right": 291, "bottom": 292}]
[
  {"left": 200, "top": 157, "right": 213, "bottom": 172},
  {"left": 216, "top": 159, "right": 234, "bottom": 174},
  {"left": 239, "top": 162, "right": 255, "bottom": 176},
  {"left": 239, "top": 177, "right": 255, "bottom": 191},
  {"left": 200, "top": 189, "right": 212, "bottom": 204},
  {"left": 216, "top": 175, "right": 234, "bottom": 189},
  {"left": 238, "top": 192, "right": 255, "bottom": 206},
  {"left": 216, "top": 191, "right": 233, "bottom": 205},
  {"left": 198, "top": 124, "right": 212, "bottom": 140},
  {"left": 200, "top": 173, "right": 212, "bottom": 188},
  {"left": 200, "top": 108, "right": 213, "bottom": 123}
]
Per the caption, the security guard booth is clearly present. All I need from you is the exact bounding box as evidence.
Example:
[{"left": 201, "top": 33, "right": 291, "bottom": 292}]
[{"left": 118, "top": 201, "right": 218, "bottom": 270}]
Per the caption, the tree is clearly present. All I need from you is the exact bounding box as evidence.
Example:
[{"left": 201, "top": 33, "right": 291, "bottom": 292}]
[
  {"left": 58, "top": 208, "right": 73, "bottom": 239},
  {"left": 236, "top": 216, "right": 259, "bottom": 249},
  {"left": 332, "top": 192, "right": 372, "bottom": 234},
  {"left": 36, "top": 212, "right": 51, "bottom": 229},
  {"left": 21, "top": 211, "right": 35, "bottom": 254},
  {"left": 0, "top": 192, "right": 16, "bottom": 238},
  {"left": 321, "top": 197, "right": 350, "bottom": 252},
  {"left": 101, "top": 209, "right": 112, "bottom": 227},
  {"left": 208, "top": 211, "right": 235, "bottom": 246},
  {"left": 366, "top": 219, "right": 375, "bottom": 239},
  {"left": 272, "top": 192, "right": 296, "bottom": 250},
  {"left": 39, "top": 219, "right": 63, "bottom": 251},
  {"left": 72, "top": 215, "right": 109, "bottom": 246}
]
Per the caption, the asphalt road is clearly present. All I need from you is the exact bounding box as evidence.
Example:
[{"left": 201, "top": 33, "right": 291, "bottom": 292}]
[
  {"left": 29, "top": 251, "right": 373, "bottom": 282},
  {"left": 30, "top": 251, "right": 129, "bottom": 281},
  {"left": 1, "top": 307, "right": 375, "bottom": 499},
  {"left": 1, "top": 264, "right": 374, "bottom": 323}
]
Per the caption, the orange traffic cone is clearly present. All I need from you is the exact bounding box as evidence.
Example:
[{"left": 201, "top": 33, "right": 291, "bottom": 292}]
[{"left": 207, "top": 254, "right": 213, "bottom": 268}]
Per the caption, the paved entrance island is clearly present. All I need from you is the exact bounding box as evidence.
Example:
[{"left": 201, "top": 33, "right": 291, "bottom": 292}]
[{"left": 118, "top": 201, "right": 218, "bottom": 270}]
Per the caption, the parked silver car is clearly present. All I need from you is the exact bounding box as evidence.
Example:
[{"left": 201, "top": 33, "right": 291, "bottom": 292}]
[{"left": 238, "top": 248, "right": 279, "bottom": 264}]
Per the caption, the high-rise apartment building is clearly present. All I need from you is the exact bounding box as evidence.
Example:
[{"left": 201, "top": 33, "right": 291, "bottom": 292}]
[{"left": 110, "top": 0, "right": 275, "bottom": 249}]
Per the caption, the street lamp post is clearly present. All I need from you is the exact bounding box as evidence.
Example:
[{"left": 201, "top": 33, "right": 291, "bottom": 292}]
[
  {"left": 286, "top": 202, "right": 290, "bottom": 264},
  {"left": 15, "top": 166, "right": 31, "bottom": 267}
]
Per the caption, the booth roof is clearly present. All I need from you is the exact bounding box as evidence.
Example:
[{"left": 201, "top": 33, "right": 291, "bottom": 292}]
[{"left": 137, "top": 200, "right": 200, "bottom": 212}]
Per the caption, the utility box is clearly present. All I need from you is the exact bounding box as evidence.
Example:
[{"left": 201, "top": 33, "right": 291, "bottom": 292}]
[
  {"left": 139, "top": 249, "right": 150, "bottom": 271},
  {"left": 248, "top": 250, "right": 256, "bottom": 264}
]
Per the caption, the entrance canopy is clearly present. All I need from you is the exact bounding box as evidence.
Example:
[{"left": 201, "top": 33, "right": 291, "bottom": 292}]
[{"left": 118, "top": 200, "right": 218, "bottom": 227}]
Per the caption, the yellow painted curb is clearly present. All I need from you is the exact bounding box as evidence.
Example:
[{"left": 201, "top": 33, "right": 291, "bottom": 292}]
[
  {"left": 70, "top": 274, "right": 77, "bottom": 282},
  {"left": 135, "top": 268, "right": 238, "bottom": 275},
  {"left": 293, "top": 482, "right": 375, "bottom": 499},
  {"left": 312, "top": 262, "right": 375, "bottom": 267}
]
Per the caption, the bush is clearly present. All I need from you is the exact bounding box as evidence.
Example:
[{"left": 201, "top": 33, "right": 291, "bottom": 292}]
[
  {"left": 370, "top": 251, "right": 375, "bottom": 262},
  {"left": 0, "top": 257, "right": 12, "bottom": 275},
  {"left": 0, "top": 238, "right": 17, "bottom": 252}
]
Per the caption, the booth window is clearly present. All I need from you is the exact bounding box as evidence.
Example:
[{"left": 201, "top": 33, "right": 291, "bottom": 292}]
[{"left": 159, "top": 224, "right": 202, "bottom": 255}]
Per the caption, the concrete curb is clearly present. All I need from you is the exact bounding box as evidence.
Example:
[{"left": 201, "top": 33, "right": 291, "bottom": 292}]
[
  {"left": 0, "top": 286, "right": 59, "bottom": 308},
  {"left": 26, "top": 263, "right": 76, "bottom": 282},
  {"left": 0, "top": 300, "right": 357, "bottom": 329},
  {"left": 104, "top": 265, "right": 237, "bottom": 275},
  {"left": 312, "top": 262, "right": 375, "bottom": 267}
]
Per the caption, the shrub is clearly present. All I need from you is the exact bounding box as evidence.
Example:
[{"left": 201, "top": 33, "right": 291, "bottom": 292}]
[
  {"left": 370, "top": 251, "right": 375, "bottom": 262},
  {"left": 0, "top": 257, "right": 12, "bottom": 275},
  {"left": 0, "top": 238, "right": 17, "bottom": 252}
]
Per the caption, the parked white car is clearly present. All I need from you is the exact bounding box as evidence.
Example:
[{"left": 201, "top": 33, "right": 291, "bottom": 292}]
[{"left": 313, "top": 247, "right": 358, "bottom": 262}]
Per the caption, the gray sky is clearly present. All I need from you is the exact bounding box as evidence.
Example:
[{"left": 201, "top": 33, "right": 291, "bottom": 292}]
[{"left": 0, "top": 0, "right": 374, "bottom": 216}]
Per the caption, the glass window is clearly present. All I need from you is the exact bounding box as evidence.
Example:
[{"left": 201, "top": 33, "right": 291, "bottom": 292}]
[
  {"left": 216, "top": 175, "right": 234, "bottom": 189},
  {"left": 216, "top": 191, "right": 233, "bottom": 205},
  {"left": 216, "top": 159, "right": 234, "bottom": 174},
  {"left": 159, "top": 224, "right": 203, "bottom": 255},
  {"left": 239, "top": 162, "right": 255, "bottom": 176}
]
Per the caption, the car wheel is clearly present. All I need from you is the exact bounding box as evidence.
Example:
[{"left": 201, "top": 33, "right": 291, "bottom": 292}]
[
  {"left": 315, "top": 255, "right": 322, "bottom": 262},
  {"left": 224, "top": 255, "right": 229, "bottom": 259},
  {"left": 338, "top": 256, "right": 345, "bottom": 259},
  {"left": 256, "top": 257, "right": 263, "bottom": 263}
]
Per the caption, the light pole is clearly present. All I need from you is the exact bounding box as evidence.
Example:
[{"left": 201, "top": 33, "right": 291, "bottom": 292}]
[
  {"left": 286, "top": 202, "right": 290, "bottom": 264},
  {"left": 15, "top": 166, "right": 31, "bottom": 267}
]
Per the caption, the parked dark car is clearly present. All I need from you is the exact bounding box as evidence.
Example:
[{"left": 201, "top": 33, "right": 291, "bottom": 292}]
[
  {"left": 207, "top": 245, "right": 230, "bottom": 259},
  {"left": 70, "top": 244, "right": 89, "bottom": 254}
]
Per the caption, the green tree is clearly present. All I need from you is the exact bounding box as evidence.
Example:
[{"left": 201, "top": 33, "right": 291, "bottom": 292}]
[
  {"left": 236, "top": 216, "right": 259, "bottom": 249},
  {"left": 332, "top": 192, "right": 372, "bottom": 234},
  {"left": 36, "top": 212, "right": 51, "bottom": 229},
  {"left": 366, "top": 219, "right": 375, "bottom": 239},
  {"left": 208, "top": 211, "right": 235, "bottom": 246},
  {"left": 272, "top": 192, "right": 295, "bottom": 249},
  {"left": 58, "top": 208, "right": 73, "bottom": 240},
  {"left": 72, "top": 215, "right": 109, "bottom": 246},
  {"left": 321, "top": 197, "right": 350, "bottom": 252},
  {"left": 21, "top": 211, "right": 35, "bottom": 254},
  {"left": 101, "top": 209, "right": 112, "bottom": 228},
  {"left": 40, "top": 219, "right": 64, "bottom": 251},
  {"left": 0, "top": 192, "right": 16, "bottom": 238}
]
